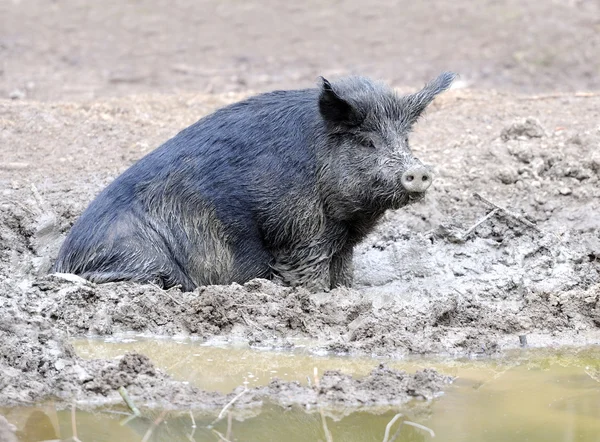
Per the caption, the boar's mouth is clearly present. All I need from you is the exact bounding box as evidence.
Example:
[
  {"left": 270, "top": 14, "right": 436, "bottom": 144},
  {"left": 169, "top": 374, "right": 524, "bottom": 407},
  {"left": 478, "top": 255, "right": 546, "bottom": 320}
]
[
  {"left": 386, "top": 190, "right": 426, "bottom": 210},
  {"left": 368, "top": 178, "right": 428, "bottom": 211},
  {"left": 407, "top": 191, "right": 427, "bottom": 202}
]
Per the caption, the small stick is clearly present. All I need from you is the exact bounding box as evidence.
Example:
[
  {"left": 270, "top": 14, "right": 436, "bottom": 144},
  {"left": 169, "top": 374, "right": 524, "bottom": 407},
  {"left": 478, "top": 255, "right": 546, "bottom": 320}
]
[
  {"left": 314, "top": 367, "right": 334, "bottom": 442},
  {"left": 30, "top": 183, "right": 47, "bottom": 211},
  {"left": 118, "top": 386, "right": 141, "bottom": 417},
  {"left": 208, "top": 387, "right": 248, "bottom": 428},
  {"left": 226, "top": 412, "right": 233, "bottom": 440},
  {"left": 382, "top": 413, "right": 403, "bottom": 442},
  {"left": 517, "top": 91, "right": 600, "bottom": 101},
  {"left": 211, "top": 429, "right": 233, "bottom": 442},
  {"left": 390, "top": 420, "right": 436, "bottom": 441},
  {"left": 71, "top": 403, "right": 82, "bottom": 442},
  {"left": 189, "top": 410, "right": 196, "bottom": 428},
  {"left": 148, "top": 282, "right": 185, "bottom": 307},
  {"left": 473, "top": 193, "right": 543, "bottom": 234},
  {"left": 585, "top": 368, "right": 600, "bottom": 383},
  {"left": 186, "top": 410, "right": 197, "bottom": 441},
  {"left": 458, "top": 208, "right": 500, "bottom": 241},
  {"left": 403, "top": 421, "right": 435, "bottom": 438},
  {"left": 141, "top": 410, "right": 168, "bottom": 442}
]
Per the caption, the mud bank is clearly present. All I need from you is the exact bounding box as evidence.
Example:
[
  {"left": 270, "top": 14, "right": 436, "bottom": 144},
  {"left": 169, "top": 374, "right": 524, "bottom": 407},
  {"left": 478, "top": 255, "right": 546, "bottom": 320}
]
[
  {"left": 1, "top": 91, "right": 600, "bottom": 408},
  {"left": 0, "top": 310, "right": 450, "bottom": 410}
]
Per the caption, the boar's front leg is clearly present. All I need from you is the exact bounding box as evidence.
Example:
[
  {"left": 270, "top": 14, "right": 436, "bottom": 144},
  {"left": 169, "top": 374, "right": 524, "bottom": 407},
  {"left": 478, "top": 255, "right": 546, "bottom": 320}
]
[
  {"left": 330, "top": 245, "right": 354, "bottom": 288},
  {"left": 270, "top": 245, "right": 332, "bottom": 291}
]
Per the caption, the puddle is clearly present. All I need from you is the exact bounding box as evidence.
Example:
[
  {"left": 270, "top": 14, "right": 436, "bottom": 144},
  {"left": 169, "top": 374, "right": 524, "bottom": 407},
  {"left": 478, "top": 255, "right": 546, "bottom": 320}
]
[
  {"left": 3, "top": 339, "right": 600, "bottom": 441},
  {"left": 73, "top": 337, "right": 405, "bottom": 392}
]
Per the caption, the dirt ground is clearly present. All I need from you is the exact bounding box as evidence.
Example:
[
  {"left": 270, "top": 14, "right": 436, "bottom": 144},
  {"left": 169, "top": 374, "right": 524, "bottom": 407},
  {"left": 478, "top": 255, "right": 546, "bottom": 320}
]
[
  {"left": 1, "top": 0, "right": 600, "bottom": 415},
  {"left": 2, "top": 0, "right": 600, "bottom": 100}
]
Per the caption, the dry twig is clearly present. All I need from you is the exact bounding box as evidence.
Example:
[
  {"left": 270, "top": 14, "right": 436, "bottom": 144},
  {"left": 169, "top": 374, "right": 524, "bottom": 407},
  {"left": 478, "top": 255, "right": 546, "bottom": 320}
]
[
  {"left": 212, "top": 429, "right": 233, "bottom": 442},
  {"left": 314, "top": 367, "right": 334, "bottom": 442},
  {"left": 71, "top": 403, "right": 82, "bottom": 442},
  {"left": 456, "top": 208, "right": 500, "bottom": 242},
  {"left": 208, "top": 387, "right": 248, "bottom": 428},
  {"left": 403, "top": 421, "right": 435, "bottom": 438},
  {"left": 226, "top": 413, "right": 233, "bottom": 440},
  {"left": 148, "top": 282, "right": 185, "bottom": 307},
  {"left": 118, "top": 386, "right": 142, "bottom": 426},
  {"left": 186, "top": 410, "right": 197, "bottom": 441},
  {"left": 517, "top": 91, "right": 600, "bottom": 101},
  {"left": 382, "top": 413, "right": 403, "bottom": 442},
  {"left": 473, "top": 193, "right": 543, "bottom": 234},
  {"left": 389, "top": 419, "right": 436, "bottom": 441},
  {"left": 118, "top": 386, "right": 141, "bottom": 417},
  {"left": 30, "top": 183, "right": 47, "bottom": 211}
]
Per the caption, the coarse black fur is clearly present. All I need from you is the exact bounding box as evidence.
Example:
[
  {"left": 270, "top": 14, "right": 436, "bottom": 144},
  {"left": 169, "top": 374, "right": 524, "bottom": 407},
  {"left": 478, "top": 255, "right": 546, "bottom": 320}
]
[{"left": 53, "top": 72, "right": 456, "bottom": 291}]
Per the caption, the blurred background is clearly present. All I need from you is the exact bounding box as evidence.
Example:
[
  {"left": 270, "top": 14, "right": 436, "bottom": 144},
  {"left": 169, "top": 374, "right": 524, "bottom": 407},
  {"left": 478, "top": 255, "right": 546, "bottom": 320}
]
[{"left": 1, "top": 0, "right": 599, "bottom": 101}]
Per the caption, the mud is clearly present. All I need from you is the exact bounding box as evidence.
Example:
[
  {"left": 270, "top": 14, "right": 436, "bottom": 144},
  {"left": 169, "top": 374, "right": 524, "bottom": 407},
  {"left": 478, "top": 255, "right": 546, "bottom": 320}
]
[
  {"left": 0, "top": 415, "right": 18, "bottom": 442},
  {"left": 1, "top": 0, "right": 600, "bottom": 417},
  {"left": 261, "top": 365, "right": 452, "bottom": 409},
  {"left": 1, "top": 90, "right": 599, "bottom": 409},
  {"left": 2, "top": 0, "right": 600, "bottom": 100},
  {"left": 0, "top": 308, "right": 450, "bottom": 411}
]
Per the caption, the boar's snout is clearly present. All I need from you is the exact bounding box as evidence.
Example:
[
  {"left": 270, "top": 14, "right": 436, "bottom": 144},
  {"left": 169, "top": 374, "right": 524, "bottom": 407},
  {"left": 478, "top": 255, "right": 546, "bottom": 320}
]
[{"left": 400, "top": 165, "right": 433, "bottom": 193}]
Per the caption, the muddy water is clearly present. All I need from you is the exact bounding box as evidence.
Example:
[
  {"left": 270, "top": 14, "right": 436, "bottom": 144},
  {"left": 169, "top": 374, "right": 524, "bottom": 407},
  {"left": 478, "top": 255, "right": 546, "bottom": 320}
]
[{"left": 5, "top": 339, "right": 600, "bottom": 442}]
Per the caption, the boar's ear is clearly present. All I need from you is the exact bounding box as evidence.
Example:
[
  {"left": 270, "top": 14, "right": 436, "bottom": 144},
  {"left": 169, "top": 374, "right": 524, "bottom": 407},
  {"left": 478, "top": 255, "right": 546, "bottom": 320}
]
[
  {"left": 319, "top": 77, "right": 365, "bottom": 127},
  {"left": 404, "top": 72, "right": 456, "bottom": 124}
]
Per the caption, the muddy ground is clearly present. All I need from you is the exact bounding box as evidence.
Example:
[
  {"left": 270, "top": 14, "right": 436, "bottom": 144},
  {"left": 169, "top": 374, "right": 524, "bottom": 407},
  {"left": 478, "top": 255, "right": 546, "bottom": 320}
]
[
  {"left": 2, "top": 0, "right": 600, "bottom": 99},
  {"left": 1, "top": 89, "right": 599, "bottom": 410},
  {"left": 1, "top": 0, "right": 600, "bottom": 419}
]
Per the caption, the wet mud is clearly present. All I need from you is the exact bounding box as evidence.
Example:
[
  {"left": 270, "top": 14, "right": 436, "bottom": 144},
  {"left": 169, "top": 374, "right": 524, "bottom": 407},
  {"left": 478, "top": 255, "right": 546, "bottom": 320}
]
[{"left": 1, "top": 90, "right": 599, "bottom": 411}]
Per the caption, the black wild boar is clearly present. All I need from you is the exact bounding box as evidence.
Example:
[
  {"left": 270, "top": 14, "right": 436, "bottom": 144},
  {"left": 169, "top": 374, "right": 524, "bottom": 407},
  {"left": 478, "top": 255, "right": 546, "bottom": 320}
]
[{"left": 53, "top": 73, "right": 456, "bottom": 291}]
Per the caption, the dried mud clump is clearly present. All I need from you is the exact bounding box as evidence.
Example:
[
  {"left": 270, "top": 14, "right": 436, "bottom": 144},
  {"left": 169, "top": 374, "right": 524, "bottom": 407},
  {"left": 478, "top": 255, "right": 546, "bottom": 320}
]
[
  {"left": 84, "top": 353, "right": 157, "bottom": 395},
  {"left": 262, "top": 365, "right": 452, "bottom": 408},
  {"left": 0, "top": 315, "right": 78, "bottom": 405},
  {"left": 501, "top": 117, "right": 546, "bottom": 141}
]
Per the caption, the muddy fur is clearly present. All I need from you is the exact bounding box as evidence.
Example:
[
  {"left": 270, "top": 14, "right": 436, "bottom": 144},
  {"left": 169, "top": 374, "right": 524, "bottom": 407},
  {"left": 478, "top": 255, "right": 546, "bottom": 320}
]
[{"left": 53, "top": 74, "right": 454, "bottom": 291}]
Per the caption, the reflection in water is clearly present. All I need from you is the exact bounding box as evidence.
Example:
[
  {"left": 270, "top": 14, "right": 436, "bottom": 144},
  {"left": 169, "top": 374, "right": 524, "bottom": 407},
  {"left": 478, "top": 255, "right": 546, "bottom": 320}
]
[
  {"left": 2, "top": 341, "right": 600, "bottom": 442},
  {"left": 21, "top": 410, "right": 57, "bottom": 441},
  {"left": 2, "top": 405, "right": 434, "bottom": 442}
]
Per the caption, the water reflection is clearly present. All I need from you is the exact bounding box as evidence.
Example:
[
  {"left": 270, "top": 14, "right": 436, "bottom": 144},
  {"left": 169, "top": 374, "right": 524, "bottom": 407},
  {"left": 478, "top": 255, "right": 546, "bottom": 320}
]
[{"left": 2, "top": 343, "right": 600, "bottom": 442}]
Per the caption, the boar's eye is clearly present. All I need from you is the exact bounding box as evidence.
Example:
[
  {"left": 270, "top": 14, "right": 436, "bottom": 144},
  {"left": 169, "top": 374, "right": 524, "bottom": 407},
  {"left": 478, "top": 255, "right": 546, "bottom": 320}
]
[{"left": 352, "top": 134, "right": 376, "bottom": 149}]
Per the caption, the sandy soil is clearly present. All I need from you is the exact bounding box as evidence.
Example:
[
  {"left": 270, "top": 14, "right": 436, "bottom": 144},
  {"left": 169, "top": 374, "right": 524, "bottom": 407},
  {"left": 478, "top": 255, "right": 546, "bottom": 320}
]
[{"left": 1, "top": 0, "right": 599, "bottom": 415}]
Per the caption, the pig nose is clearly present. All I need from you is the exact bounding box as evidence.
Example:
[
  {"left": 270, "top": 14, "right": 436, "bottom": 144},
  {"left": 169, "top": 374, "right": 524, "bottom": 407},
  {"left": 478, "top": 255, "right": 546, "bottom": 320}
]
[{"left": 401, "top": 165, "right": 433, "bottom": 193}]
